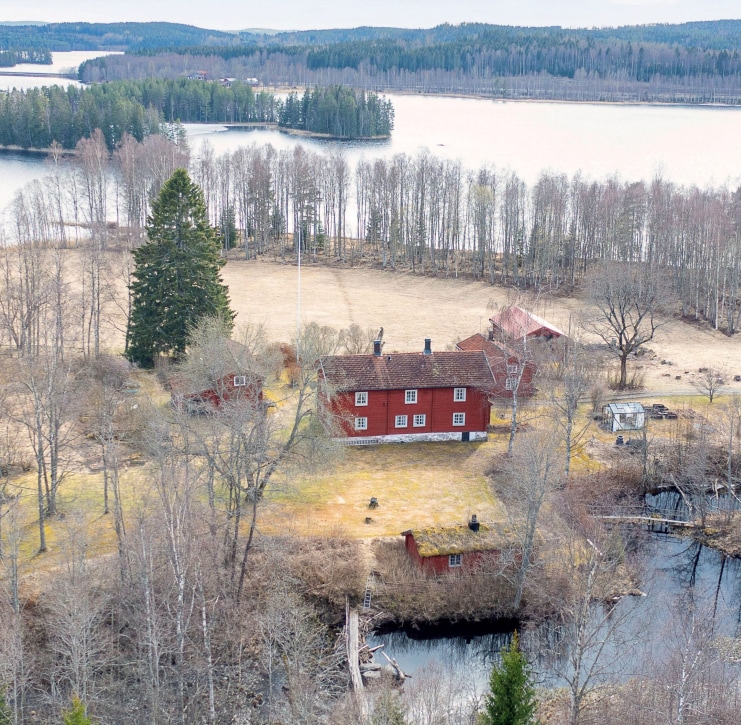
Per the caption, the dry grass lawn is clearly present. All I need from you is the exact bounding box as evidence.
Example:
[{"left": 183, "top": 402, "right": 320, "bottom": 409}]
[
  {"left": 222, "top": 258, "right": 741, "bottom": 394},
  {"left": 7, "top": 256, "right": 741, "bottom": 574},
  {"left": 262, "top": 438, "right": 508, "bottom": 538}
]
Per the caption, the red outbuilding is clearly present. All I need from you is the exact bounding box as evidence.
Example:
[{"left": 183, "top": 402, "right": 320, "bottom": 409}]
[
  {"left": 456, "top": 332, "right": 536, "bottom": 398},
  {"left": 321, "top": 339, "right": 496, "bottom": 444},
  {"left": 170, "top": 340, "right": 263, "bottom": 413},
  {"left": 490, "top": 306, "right": 564, "bottom": 342},
  {"left": 401, "top": 517, "right": 517, "bottom": 574}
]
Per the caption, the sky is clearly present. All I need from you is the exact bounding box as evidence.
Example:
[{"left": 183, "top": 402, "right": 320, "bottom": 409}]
[{"left": 1, "top": 0, "right": 740, "bottom": 32}]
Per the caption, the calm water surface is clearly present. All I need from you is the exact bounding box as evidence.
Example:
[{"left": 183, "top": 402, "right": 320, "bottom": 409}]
[
  {"left": 367, "top": 534, "right": 741, "bottom": 695},
  {"left": 0, "top": 50, "right": 119, "bottom": 92},
  {"left": 187, "top": 94, "right": 741, "bottom": 189},
  {"left": 3, "top": 69, "right": 741, "bottom": 217}
]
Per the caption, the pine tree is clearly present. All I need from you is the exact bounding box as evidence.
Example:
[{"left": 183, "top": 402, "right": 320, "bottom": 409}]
[
  {"left": 126, "top": 168, "right": 233, "bottom": 368},
  {"left": 481, "top": 632, "right": 539, "bottom": 725},
  {"left": 62, "top": 695, "right": 94, "bottom": 725}
]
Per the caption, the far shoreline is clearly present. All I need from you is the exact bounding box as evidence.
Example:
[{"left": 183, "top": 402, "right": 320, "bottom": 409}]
[{"left": 263, "top": 84, "right": 741, "bottom": 111}]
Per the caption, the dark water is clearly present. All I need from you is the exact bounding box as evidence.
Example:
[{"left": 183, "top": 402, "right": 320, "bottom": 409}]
[{"left": 367, "top": 527, "right": 741, "bottom": 694}]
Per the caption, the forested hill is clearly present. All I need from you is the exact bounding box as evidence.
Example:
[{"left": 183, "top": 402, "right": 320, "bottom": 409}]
[
  {"left": 9, "top": 20, "right": 741, "bottom": 102},
  {"left": 0, "top": 21, "right": 238, "bottom": 52},
  {"left": 10, "top": 19, "right": 741, "bottom": 55},
  {"left": 72, "top": 19, "right": 741, "bottom": 104}
]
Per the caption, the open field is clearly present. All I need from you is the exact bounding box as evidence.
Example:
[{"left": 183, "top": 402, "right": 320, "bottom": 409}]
[{"left": 222, "top": 258, "right": 741, "bottom": 395}]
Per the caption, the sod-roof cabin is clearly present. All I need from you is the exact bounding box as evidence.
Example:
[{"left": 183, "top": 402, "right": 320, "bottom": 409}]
[{"left": 401, "top": 517, "right": 518, "bottom": 574}]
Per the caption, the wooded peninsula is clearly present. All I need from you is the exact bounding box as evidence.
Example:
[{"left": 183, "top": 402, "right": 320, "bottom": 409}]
[{"left": 0, "top": 81, "right": 393, "bottom": 149}]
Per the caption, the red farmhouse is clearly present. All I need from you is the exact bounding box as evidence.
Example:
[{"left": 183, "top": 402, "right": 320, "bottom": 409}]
[
  {"left": 401, "top": 517, "right": 517, "bottom": 574},
  {"left": 490, "top": 306, "right": 564, "bottom": 342},
  {"left": 456, "top": 333, "right": 536, "bottom": 398},
  {"left": 321, "top": 339, "right": 496, "bottom": 444}
]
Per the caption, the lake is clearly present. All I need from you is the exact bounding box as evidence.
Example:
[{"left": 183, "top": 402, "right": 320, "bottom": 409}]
[
  {"left": 0, "top": 50, "right": 119, "bottom": 92},
  {"left": 188, "top": 95, "right": 741, "bottom": 190},
  {"left": 3, "top": 55, "right": 741, "bottom": 218}
]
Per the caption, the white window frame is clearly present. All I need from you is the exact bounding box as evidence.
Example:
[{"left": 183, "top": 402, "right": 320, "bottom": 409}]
[
  {"left": 453, "top": 412, "right": 466, "bottom": 427},
  {"left": 453, "top": 387, "right": 466, "bottom": 402},
  {"left": 449, "top": 553, "right": 462, "bottom": 567},
  {"left": 233, "top": 375, "right": 248, "bottom": 387},
  {"left": 354, "top": 417, "right": 368, "bottom": 431},
  {"left": 355, "top": 391, "right": 368, "bottom": 406},
  {"left": 395, "top": 415, "right": 408, "bottom": 428},
  {"left": 413, "top": 414, "right": 426, "bottom": 427},
  {"left": 507, "top": 363, "right": 519, "bottom": 375},
  {"left": 405, "top": 389, "right": 418, "bottom": 404},
  {"left": 505, "top": 377, "right": 517, "bottom": 391}
]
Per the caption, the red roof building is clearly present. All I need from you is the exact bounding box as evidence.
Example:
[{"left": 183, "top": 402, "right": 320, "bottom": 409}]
[
  {"left": 321, "top": 339, "right": 496, "bottom": 444},
  {"left": 456, "top": 333, "right": 536, "bottom": 398},
  {"left": 490, "top": 306, "right": 564, "bottom": 342}
]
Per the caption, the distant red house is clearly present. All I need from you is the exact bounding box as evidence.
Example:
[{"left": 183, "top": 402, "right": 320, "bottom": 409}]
[
  {"left": 401, "top": 517, "right": 517, "bottom": 574},
  {"left": 456, "top": 333, "right": 536, "bottom": 398},
  {"left": 490, "top": 306, "right": 564, "bottom": 343},
  {"left": 170, "top": 340, "right": 263, "bottom": 412},
  {"left": 321, "top": 339, "right": 496, "bottom": 444}
]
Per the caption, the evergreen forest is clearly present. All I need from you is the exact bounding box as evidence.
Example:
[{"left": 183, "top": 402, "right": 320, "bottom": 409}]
[
  {"left": 0, "top": 81, "right": 392, "bottom": 149},
  {"left": 74, "top": 19, "right": 741, "bottom": 104}
]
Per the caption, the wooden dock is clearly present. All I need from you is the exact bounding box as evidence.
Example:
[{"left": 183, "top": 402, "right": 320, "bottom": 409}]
[{"left": 598, "top": 515, "right": 694, "bottom": 528}]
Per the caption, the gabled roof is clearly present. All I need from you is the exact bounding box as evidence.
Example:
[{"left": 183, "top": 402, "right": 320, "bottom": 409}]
[
  {"left": 321, "top": 350, "right": 496, "bottom": 393},
  {"left": 456, "top": 333, "right": 522, "bottom": 362},
  {"left": 401, "top": 523, "right": 517, "bottom": 557},
  {"left": 490, "top": 306, "right": 564, "bottom": 339},
  {"left": 605, "top": 402, "right": 645, "bottom": 415}
]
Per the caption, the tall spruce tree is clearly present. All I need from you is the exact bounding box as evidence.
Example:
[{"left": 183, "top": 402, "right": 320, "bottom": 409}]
[
  {"left": 126, "top": 168, "right": 233, "bottom": 368},
  {"left": 481, "top": 632, "right": 539, "bottom": 725}
]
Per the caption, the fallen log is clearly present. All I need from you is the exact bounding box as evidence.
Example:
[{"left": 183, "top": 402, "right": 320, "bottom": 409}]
[{"left": 381, "top": 650, "right": 412, "bottom": 681}]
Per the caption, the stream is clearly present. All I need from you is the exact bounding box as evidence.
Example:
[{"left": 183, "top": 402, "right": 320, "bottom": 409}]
[{"left": 367, "top": 495, "right": 741, "bottom": 699}]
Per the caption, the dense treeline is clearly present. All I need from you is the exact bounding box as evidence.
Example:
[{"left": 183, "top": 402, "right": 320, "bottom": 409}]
[
  {"left": 78, "top": 20, "right": 741, "bottom": 104},
  {"left": 0, "top": 81, "right": 391, "bottom": 149},
  {"left": 0, "top": 21, "right": 238, "bottom": 53},
  {"left": 0, "top": 84, "right": 155, "bottom": 150},
  {"left": 0, "top": 49, "right": 50, "bottom": 67},
  {"left": 278, "top": 87, "right": 393, "bottom": 137},
  {"left": 184, "top": 144, "right": 741, "bottom": 335}
]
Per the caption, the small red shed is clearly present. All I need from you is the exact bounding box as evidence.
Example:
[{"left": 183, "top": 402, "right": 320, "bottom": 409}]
[
  {"left": 321, "top": 339, "right": 496, "bottom": 444},
  {"left": 170, "top": 339, "right": 263, "bottom": 412},
  {"left": 456, "top": 333, "right": 536, "bottom": 398},
  {"left": 401, "top": 517, "right": 517, "bottom": 574}
]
